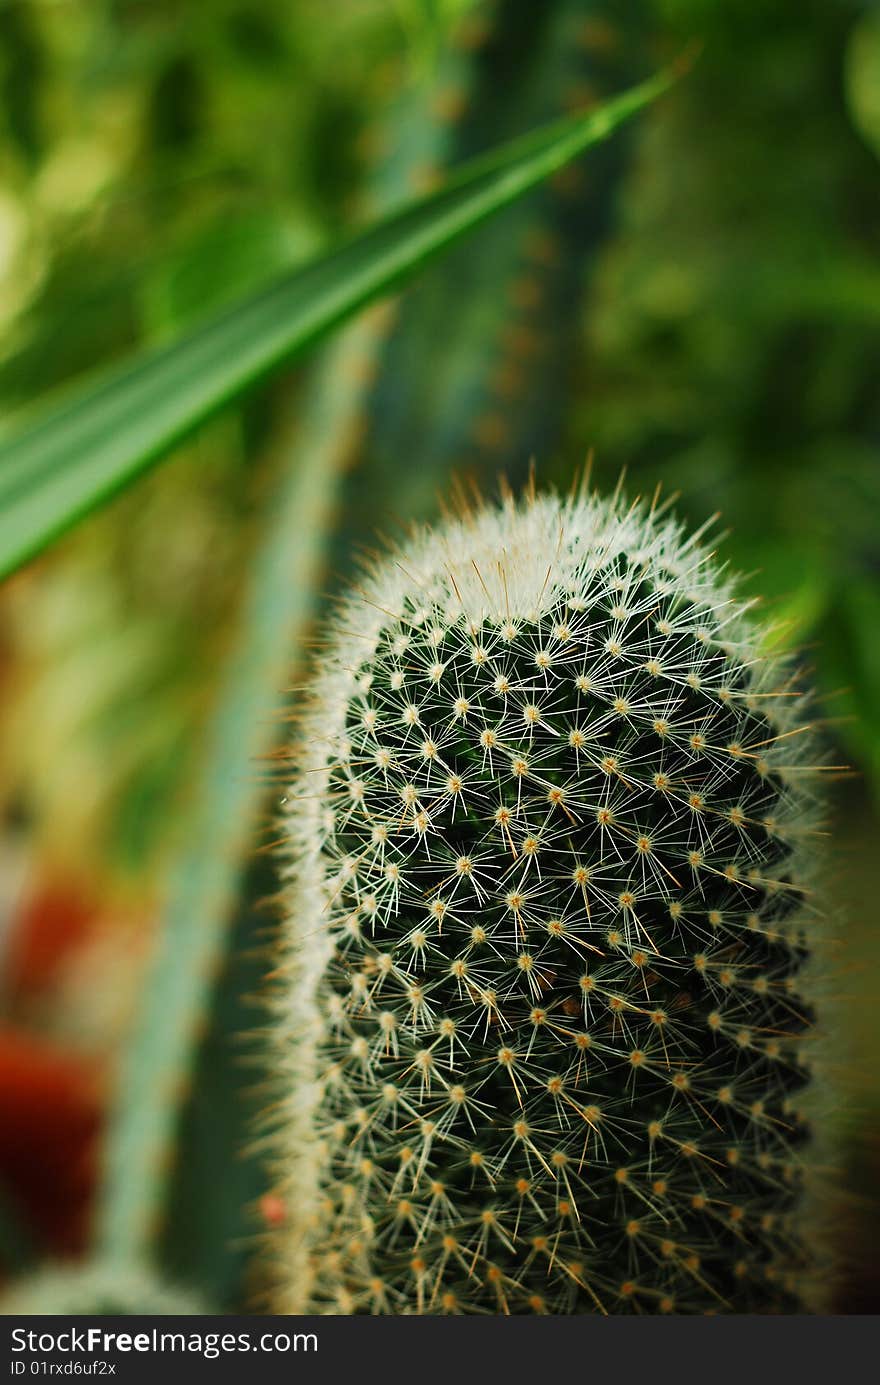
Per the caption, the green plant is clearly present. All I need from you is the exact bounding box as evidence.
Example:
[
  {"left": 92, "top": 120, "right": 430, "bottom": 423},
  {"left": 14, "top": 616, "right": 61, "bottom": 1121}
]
[
  {"left": 0, "top": 64, "right": 671, "bottom": 582},
  {"left": 270, "top": 484, "right": 822, "bottom": 1314}
]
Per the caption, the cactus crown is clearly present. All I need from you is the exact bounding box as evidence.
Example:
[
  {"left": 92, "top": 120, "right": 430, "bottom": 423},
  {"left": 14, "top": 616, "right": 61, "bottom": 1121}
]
[{"left": 272, "top": 486, "right": 821, "bottom": 1315}]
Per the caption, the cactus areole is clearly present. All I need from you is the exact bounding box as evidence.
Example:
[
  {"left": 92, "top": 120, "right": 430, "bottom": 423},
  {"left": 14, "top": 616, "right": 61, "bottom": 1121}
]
[{"left": 273, "top": 486, "right": 820, "bottom": 1314}]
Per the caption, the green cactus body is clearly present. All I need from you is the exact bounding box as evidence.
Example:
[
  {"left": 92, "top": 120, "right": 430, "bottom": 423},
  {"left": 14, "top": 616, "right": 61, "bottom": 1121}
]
[
  {"left": 339, "top": 0, "right": 656, "bottom": 547},
  {"left": 272, "top": 488, "right": 821, "bottom": 1314},
  {"left": 365, "top": 0, "right": 641, "bottom": 474}
]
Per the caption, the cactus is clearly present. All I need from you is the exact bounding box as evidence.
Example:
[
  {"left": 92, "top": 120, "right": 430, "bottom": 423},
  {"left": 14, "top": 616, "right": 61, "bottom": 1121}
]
[
  {"left": 343, "top": 0, "right": 656, "bottom": 543},
  {"left": 270, "top": 484, "right": 823, "bottom": 1315}
]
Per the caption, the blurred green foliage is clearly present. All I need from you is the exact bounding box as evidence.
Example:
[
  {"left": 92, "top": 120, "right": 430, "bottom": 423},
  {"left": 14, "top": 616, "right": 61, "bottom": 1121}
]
[
  {"left": 0, "top": 0, "right": 878, "bottom": 1313},
  {"left": 557, "top": 0, "right": 880, "bottom": 796}
]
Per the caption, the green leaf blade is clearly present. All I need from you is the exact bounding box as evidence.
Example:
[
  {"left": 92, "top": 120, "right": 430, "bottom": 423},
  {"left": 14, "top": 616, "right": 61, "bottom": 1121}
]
[{"left": 0, "top": 65, "right": 675, "bottom": 580}]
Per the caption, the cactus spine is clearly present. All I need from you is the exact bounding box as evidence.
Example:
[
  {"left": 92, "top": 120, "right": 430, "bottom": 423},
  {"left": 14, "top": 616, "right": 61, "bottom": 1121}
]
[{"left": 271, "top": 486, "right": 821, "bottom": 1314}]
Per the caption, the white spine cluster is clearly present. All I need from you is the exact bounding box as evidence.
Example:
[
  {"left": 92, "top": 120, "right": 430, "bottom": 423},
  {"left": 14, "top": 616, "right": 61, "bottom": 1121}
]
[{"left": 269, "top": 485, "right": 821, "bottom": 1315}]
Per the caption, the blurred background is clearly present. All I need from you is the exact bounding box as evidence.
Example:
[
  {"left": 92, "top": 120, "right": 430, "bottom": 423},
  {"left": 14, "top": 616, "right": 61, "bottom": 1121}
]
[{"left": 0, "top": 0, "right": 877, "bottom": 1312}]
